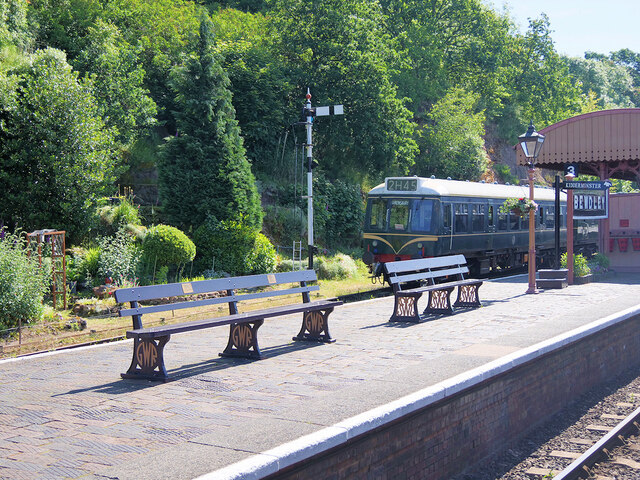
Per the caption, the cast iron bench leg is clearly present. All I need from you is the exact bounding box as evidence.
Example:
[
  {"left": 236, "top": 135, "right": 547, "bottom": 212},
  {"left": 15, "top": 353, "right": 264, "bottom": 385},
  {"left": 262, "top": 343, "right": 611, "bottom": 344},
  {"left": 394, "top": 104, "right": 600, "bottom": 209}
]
[
  {"left": 453, "top": 283, "right": 483, "bottom": 309},
  {"left": 293, "top": 308, "right": 336, "bottom": 343},
  {"left": 424, "top": 287, "right": 455, "bottom": 315},
  {"left": 220, "top": 320, "right": 264, "bottom": 360},
  {"left": 390, "top": 293, "right": 422, "bottom": 323},
  {"left": 121, "top": 335, "right": 171, "bottom": 382}
]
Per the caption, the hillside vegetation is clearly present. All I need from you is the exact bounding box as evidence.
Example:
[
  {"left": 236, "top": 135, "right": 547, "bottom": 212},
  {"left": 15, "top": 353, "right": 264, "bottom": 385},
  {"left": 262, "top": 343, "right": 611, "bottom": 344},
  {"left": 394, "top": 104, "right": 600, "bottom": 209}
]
[{"left": 1, "top": 0, "right": 639, "bottom": 278}]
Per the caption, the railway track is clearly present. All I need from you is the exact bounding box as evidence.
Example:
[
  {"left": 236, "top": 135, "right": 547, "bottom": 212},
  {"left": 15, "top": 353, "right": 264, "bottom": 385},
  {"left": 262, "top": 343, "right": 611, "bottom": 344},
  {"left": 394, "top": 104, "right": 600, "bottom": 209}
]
[{"left": 461, "top": 366, "right": 640, "bottom": 480}]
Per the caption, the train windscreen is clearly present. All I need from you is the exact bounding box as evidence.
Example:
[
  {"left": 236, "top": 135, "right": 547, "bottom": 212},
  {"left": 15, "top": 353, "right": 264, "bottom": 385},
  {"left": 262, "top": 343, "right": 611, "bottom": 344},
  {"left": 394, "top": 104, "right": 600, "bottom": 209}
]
[{"left": 365, "top": 198, "right": 435, "bottom": 233}]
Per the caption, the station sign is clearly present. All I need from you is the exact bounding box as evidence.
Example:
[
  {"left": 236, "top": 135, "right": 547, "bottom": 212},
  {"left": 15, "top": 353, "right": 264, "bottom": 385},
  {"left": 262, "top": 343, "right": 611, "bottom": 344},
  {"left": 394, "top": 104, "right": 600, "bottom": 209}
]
[{"left": 563, "top": 181, "right": 611, "bottom": 220}]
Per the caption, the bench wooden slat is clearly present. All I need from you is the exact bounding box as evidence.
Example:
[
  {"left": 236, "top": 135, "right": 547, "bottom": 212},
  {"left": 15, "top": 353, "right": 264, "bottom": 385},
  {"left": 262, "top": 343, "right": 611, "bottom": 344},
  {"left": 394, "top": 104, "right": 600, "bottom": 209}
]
[
  {"left": 115, "top": 270, "right": 319, "bottom": 303},
  {"left": 118, "top": 285, "right": 320, "bottom": 317},
  {"left": 126, "top": 299, "right": 342, "bottom": 339},
  {"left": 384, "top": 254, "right": 467, "bottom": 274},
  {"left": 388, "top": 266, "right": 469, "bottom": 285},
  {"left": 399, "top": 278, "right": 481, "bottom": 295}
]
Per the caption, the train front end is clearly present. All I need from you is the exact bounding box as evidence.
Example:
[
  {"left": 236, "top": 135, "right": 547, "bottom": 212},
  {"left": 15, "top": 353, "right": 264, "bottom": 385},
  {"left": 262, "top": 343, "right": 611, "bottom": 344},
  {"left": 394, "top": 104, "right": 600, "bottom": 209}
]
[{"left": 362, "top": 177, "right": 441, "bottom": 275}]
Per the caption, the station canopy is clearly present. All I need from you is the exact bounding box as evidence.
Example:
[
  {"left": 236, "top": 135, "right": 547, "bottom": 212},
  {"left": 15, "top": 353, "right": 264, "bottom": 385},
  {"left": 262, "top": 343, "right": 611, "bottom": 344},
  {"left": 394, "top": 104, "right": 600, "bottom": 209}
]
[{"left": 516, "top": 109, "right": 640, "bottom": 182}]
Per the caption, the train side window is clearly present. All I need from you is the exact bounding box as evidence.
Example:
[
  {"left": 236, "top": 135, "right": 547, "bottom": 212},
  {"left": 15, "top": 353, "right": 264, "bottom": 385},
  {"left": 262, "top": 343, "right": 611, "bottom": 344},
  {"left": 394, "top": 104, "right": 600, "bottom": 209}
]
[
  {"left": 539, "top": 206, "right": 544, "bottom": 227},
  {"left": 472, "top": 204, "right": 485, "bottom": 232},
  {"left": 443, "top": 204, "right": 452, "bottom": 230},
  {"left": 454, "top": 203, "right": 469, "bottom": 233},
  {"left": 497, "top": 211, "right": 507, "bottom": 230},
  {"left": 368, "top": 198, "right": 387, "bottom": 231},
  {"left": 389, "top": 200, "right": 409, "bottom": 231},
  {"left": 509, "top": 212, "right": 520, "bottom": 230},
  {"left": 488, "top": 205, "right": 495, "bottom": 227},
  {"left": 545, "top": 207, "right": 555, "bottom": 229},
  {"left": 410, "top": 199, "right": 434, "bottom": 233}
]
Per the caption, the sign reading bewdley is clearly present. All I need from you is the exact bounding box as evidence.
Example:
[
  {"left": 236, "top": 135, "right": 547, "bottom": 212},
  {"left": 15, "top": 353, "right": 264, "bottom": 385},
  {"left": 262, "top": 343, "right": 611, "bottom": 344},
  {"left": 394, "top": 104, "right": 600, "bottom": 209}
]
[{"left": 564, "top": 181, "right": 611, "bottom": 220}]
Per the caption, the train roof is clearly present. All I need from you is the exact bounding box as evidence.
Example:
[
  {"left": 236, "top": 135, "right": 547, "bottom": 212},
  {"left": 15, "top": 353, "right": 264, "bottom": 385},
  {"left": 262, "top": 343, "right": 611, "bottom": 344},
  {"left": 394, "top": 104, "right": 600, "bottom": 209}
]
[{"left": 368, "top": 177, "right": 565, "bottom": 202}]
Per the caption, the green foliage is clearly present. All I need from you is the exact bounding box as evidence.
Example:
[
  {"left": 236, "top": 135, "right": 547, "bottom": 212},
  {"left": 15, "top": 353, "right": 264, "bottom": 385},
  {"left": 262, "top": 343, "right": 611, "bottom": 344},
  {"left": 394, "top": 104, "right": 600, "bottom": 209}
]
[
  {"left": 73, "top": 20, "right": 158, "bottom": 145},
  {"left": 73, "top": 246, "right": 101, "bottom": 284},
  {"left": 561, "top": 252, "right": 591, "bottom": 277},
  {"left": 262, "top": 205, "right": 306, "bottom": 247},
  {"left": 315, "top": 253, "right": 358, "bottom": 280},
  {"left": 193, "top": 217, "right": 276, "bottom": 276},
  {"left": 270, "top": 0, "right": 418, "bottom": 180},
  {"left": 97, "top": 229, "right": 142, "bottom": 286},
  {"left": 312, "top": 176, "right": 364, "bottom": 248},
  {"left": 499, "top": 198, "right": 537, "bottom": 217},
  {"left": 415, "top": 88, "right": 488, "bottom": 179},
  {"left": 0, "top": 0, "right": 32, "bottom": 49},
  {"left": 588, "top": 253, "right": 610, "bottom": 275},
  {"left": 96, "top": 196, "right": 143, "bottom": 237},
  {"left": 565, "top": 56, "right": 635, "bottom": 109},
  {"left": 0, "top": 230, "right": 51, "bottom": 329},
  {"left": 0, "top": 48, "right": 117, "bottom": 242},
  {"left": 158, "top": 15, "right": 263, "bottom": 231},
  {"left": 142, "top": 224, "right": 196, "bottom": 267}
]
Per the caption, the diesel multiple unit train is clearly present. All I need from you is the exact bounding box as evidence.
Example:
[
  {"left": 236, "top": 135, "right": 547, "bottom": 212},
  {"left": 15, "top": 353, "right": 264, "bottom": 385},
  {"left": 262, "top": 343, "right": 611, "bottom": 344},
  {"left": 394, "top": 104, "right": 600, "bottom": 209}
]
[{"left": 362, "top": 177, "right": 599, "bottom": 278}]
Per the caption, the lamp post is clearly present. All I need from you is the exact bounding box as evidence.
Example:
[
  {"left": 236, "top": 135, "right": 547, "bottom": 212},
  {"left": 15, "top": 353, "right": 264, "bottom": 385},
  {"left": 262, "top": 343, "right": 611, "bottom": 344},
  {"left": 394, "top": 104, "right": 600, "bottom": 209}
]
[{"left": 519, "top": 121, "right": 545, "bottom": 294}]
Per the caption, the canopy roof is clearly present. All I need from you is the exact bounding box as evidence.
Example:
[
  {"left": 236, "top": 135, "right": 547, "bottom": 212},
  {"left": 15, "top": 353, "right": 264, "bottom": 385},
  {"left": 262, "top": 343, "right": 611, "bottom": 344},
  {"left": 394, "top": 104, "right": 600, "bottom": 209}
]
[{"left": 516, "top": 109, "right": 640, "bottom": 182}]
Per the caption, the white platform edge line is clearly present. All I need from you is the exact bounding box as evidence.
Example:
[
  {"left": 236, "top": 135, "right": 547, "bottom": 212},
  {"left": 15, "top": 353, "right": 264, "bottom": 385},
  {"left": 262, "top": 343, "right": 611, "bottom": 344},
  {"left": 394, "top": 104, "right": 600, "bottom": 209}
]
[{"left": 193, "top": 303, "right": 640, "bottom": 480}]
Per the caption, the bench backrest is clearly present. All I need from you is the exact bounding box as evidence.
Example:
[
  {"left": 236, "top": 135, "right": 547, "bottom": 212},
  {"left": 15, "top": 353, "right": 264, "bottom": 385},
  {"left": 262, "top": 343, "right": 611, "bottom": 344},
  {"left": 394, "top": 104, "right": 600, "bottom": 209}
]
[
  {"left": 383, "top": 255, "right": 469, "bottom": 292},
  {"left": 114, "top": 270, "right": 320, "bottom": 328}
]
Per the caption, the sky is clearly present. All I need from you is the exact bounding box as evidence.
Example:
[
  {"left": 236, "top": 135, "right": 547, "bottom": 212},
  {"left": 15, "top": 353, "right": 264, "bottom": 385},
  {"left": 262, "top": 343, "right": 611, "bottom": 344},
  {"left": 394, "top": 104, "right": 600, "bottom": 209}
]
[{"left": 494, "top": 0, "right": 640, "bottom": 58}]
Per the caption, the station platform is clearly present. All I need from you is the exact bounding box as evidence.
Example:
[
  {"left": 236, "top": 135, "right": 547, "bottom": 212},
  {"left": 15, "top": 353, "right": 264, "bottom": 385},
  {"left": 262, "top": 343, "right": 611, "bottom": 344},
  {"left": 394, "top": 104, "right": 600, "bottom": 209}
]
[{"left": 1, "top": 273, "right": 639, "bottom": 480}]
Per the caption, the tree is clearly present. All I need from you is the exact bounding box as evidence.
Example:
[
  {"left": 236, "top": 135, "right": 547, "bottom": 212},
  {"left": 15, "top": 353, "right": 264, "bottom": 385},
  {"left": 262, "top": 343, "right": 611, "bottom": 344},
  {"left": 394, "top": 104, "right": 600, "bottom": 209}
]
[
  {"left": 0, "top": 48, "right": 117, "bottom": 241},
  {"left": 158, "top": 15, "right": 262, "bottom": 232},
  {"left": 565, "top": 56, "right": 635, "bottom": 109},
  {"left": 415, "top": 88, "right": 488, "bottom": 180},
  {"left": 269, "top": 0, "right": 417, "bottom": 181},
  {"left": 74, "top": 20, "right": 157, "bottom": 146}
]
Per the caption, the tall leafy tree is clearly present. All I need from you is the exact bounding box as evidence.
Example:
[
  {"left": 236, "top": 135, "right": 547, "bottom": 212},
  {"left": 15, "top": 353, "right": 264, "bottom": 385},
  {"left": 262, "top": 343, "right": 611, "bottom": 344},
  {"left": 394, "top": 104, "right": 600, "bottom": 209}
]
[
  {"left": 158, "top": 15, "right": 262, "bottom": 232},
  {"left": 269, "top": 0, "right": 417, "bottom": 181},
  {"left": 0, "top": 48, "right": 117, "bottom": 241},
  {"left": 415, "top": 87, "right": 487, "bottom": 180}
]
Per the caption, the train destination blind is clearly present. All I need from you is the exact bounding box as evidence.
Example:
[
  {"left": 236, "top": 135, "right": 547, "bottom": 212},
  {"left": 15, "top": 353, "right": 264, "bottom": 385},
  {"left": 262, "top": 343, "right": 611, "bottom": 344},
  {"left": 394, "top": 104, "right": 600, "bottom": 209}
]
[{"left": 386, "top": 178, "right": 418, "bottom": 192}]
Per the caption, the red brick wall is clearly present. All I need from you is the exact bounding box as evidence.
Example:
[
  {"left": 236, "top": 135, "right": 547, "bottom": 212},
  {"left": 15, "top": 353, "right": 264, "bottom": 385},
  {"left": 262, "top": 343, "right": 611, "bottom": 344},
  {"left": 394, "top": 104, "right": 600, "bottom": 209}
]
[{"left": 265, "top": 314, "right": 640, "bottom": 480}]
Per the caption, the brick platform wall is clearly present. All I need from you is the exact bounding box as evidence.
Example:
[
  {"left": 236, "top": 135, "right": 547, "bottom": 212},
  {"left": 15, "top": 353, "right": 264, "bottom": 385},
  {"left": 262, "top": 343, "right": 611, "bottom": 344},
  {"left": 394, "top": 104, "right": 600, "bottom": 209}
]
[{"left": 265, "top": 314, "right": 640, "bottom": 480}]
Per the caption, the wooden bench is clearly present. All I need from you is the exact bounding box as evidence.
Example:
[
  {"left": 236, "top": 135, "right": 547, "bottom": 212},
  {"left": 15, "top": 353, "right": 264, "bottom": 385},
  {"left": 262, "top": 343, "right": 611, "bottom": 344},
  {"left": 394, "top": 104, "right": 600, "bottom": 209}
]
[
  {"left": 114, "top": 270, "right": 342, "bottom": 381},
  {"left": 384, "top": 255, "right": 483, "bottom": 322}
]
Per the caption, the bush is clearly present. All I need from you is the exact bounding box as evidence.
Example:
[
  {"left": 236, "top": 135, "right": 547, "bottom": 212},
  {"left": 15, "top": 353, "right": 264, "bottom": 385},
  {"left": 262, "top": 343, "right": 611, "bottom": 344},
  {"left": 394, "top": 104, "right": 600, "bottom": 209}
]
[
  {"left": 561, "top": 252, "right": 591, "bottom": 277},
  {"left": 193, "top": 217, "right": 276, "bottom": 276},
  {"left": 96, "top": 196, "right": 142, "bottom": 237},
  {"left": 315, "top": 253, "right": 359, "bottom": 280},
  {"left": 0, "top": 230, "right": 51, "bottom": 329},
  {"left": 588, "top": 253, "right": 610, "bottom": 274},
  {"left": 262, "top": 205, "right": 306, "bottom": 247},
  {"left": 142, "top": 224, "right": 196, "bottom": 267},
  {"left": 97, "top": 229, "right": 142, "bottom": 287},
  {"left": 72, "top": 247, "right": 101, "bottom": 285}
]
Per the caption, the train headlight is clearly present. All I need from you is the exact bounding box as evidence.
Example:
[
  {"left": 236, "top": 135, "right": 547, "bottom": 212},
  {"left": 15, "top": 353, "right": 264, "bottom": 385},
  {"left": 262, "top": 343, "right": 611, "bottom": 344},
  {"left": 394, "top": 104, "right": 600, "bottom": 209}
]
[
  {"left": 417, "top": 243, "right": 423, "bottom": 248},
  {"left": 372, "top": 240, "right": 378, "bottom": 247}
]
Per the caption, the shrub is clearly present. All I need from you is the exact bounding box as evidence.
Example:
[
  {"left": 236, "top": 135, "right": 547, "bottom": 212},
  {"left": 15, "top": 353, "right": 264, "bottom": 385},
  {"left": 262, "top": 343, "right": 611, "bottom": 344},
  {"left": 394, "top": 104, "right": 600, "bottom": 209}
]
[
  {"left": 262, "top": 205, "right": 306, "bottom": 247},
  {"left": 0, "top": 230, "right": 51, "bottom": 329},
  {"left": 561, "top": 252, "right": 591, "bottom": 277},
  {"left": 97, "top": 229, "right": 142, "bottom": 287},
  {"left": 73, "top": 246, "right": 101, "bottom": 284},
  {"left": 142, "top": 224, "right": 196, "bottom": 267},
  {"left": 588, "top": 253, "right": 610, "bottom": 274},
  {"left": 95, "top": 196, "right": 143, "bottom": 238},
  {"left": 315, "top": 253, "right": 359, "bottom": 280},
  {"left": 193, "top": 217, "right": 276, "bottom": 276}
]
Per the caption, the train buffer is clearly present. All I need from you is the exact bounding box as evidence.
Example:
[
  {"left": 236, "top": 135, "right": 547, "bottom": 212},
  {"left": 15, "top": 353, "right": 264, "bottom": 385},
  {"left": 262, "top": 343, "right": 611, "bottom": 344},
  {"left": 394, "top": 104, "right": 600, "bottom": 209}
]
[{"left": 384, "top": 254, "right": 483, "bottom": 322}]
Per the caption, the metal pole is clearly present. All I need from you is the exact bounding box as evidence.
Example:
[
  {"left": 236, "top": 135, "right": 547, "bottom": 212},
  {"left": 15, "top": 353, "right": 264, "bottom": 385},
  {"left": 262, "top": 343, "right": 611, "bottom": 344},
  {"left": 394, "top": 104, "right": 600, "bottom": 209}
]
[
  {"left": 565, "top": 173, "right": 575, "bottom": 285},
  {"left": 526, "top": 167, "right": 537, "bottom": 294},
  {"left": 305, "top": 89, "right": 314, "bottom": 270},
  {"left": 554, "top": 175, "right": 561, "bottom": 269}
]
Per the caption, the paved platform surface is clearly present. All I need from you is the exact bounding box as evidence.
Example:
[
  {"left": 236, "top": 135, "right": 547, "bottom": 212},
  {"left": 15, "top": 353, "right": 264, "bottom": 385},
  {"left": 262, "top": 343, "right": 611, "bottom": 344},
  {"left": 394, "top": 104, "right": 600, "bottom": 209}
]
[{"left": 1, "top": 274, "right": 639, "bottom": 480}]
